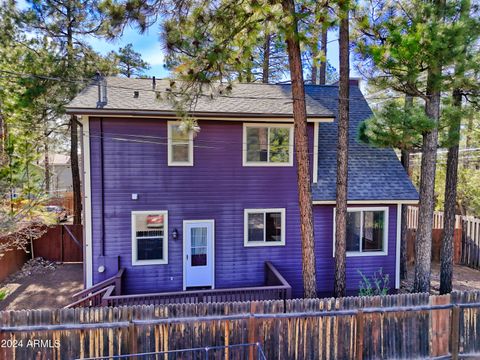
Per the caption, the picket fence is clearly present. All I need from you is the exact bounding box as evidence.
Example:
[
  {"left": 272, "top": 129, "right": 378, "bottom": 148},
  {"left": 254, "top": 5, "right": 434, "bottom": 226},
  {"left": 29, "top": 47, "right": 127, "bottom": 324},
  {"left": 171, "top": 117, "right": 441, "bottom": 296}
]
[
  {"left": 407, "top": 206, "right": 480, "bottom": 270},
  {"left": 1, "top": 291, "right": 480, "bottom": 359}
]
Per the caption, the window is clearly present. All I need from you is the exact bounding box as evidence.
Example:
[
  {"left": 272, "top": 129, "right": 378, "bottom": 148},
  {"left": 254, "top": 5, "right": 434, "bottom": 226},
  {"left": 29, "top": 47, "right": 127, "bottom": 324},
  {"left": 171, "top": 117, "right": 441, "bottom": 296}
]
[
  {"left": 333, "top": 207, "right": 388, "bottom": 257},
  {"left": 132, "top": 211, "right": 168, "bottom": 265},
  {"left": 243, "top": 124, "right": 293, "bottom": 166},
  {"left": 244, "top": 208, "right": 286, "bottom": 247},
  {"left": 168, "top": 122, "right": 193, "bottom": 166}
]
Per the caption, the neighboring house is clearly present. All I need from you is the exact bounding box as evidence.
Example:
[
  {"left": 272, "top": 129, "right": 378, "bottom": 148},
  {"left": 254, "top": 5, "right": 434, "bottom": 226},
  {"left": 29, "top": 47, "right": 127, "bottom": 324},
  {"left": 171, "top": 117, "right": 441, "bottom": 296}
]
[
  {"left": 66, "top": 77, "right": 418, "bottom": 298},
  {"left": 47, "top": 154, "right": 73, "bottom": 193}
]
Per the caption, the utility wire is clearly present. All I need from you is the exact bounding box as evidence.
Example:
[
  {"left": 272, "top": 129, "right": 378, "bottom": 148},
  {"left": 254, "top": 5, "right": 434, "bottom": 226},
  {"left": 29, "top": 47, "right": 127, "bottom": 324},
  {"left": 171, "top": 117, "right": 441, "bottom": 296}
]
[{"left": 0, "top": 69, "right": 430, "bottom": 102}]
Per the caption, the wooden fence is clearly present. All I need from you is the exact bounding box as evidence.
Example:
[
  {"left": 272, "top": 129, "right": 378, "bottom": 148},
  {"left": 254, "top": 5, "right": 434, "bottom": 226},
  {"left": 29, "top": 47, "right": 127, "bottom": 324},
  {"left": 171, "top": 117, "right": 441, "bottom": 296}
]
[
  {"left": 33, "top": 225, "right": 83, "bottom": 263},
  {"left": 46, "top": 192, "right": 75, "bottom": 214},
  {"left": 461, "top": 216, "right": 480, "bottom": 269},
  {"left": 0, "top": 239, "right": 29, "bottom": 283},
  {"left": 407, "top": 206, "right": 480, "bottom": 270},
  {"left": 1, "top": 291, "right": 480, "bottom": 359}
]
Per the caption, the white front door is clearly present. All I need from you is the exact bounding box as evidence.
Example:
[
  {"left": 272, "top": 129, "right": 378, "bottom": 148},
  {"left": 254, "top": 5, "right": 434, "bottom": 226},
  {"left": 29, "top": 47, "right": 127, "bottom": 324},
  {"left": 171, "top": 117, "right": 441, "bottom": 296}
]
[{"left": 183, "top": 220, "right": 215, "bottom": 289}]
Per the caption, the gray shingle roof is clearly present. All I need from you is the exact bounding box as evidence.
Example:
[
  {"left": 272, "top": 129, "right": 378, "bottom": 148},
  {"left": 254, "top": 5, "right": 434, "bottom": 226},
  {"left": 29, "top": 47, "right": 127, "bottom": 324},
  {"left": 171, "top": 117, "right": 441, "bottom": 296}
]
[
  {"left": 67, "top": 77, "right": 418, "bottom": 202},
  {"left": 309, "top": 85, "right": 419, "bottom": 201},
  {"left": 66, "top": 77, "right": 333, "bottom": 118}
]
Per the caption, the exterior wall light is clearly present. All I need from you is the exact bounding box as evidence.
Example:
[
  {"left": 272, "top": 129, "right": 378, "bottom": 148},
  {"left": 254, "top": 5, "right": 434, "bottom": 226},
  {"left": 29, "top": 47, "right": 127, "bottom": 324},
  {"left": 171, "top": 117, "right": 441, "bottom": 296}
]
[{"left": 172, "top": 228, "right": 179, "bottom": 240}]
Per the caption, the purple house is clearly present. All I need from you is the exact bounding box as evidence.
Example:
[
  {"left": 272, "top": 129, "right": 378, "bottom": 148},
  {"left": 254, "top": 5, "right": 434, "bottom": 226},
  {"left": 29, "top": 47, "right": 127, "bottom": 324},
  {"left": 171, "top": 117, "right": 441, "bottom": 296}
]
[{"left": 66, "top": 77, "right": 418, "bottom": 299}]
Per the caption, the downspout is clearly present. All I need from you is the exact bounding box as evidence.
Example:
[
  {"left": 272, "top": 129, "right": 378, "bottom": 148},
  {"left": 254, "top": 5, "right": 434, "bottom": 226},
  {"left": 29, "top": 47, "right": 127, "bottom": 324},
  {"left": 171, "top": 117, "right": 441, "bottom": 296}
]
[{"left": 100, "top": 117, "right": 105, "bottom": 257}]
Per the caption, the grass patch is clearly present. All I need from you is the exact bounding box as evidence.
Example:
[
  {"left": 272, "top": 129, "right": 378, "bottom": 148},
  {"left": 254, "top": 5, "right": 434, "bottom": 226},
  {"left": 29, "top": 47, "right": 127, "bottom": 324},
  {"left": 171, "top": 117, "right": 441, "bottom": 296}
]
[{"left": 0, "top": 289, "right": 7, "bottom": 301}]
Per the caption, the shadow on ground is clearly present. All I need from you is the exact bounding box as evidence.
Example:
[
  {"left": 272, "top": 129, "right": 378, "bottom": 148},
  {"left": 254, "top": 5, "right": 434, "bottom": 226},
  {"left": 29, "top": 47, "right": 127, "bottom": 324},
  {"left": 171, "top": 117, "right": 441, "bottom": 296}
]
[{"left": 0, "top": 263, "right": 83, "bottom": 310}]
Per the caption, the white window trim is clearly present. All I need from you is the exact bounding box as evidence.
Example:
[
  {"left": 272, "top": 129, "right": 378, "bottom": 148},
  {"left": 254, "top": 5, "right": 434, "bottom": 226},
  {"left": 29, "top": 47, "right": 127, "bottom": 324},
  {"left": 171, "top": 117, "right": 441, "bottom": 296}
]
[
  {"left": 132, "top": 210, "right": 169, "bottom": 266},
  {"left": 168, "top": 121, "right": 194, "bottom": 166},
  {"left": 332, "top": 206, "right": 389, "bottom": 257},
  {"left": 244, "top": 208, "right": 286, "bottom": 247},
  {"left": 242, "top": 123, "right": 294, "bottom": 167}
]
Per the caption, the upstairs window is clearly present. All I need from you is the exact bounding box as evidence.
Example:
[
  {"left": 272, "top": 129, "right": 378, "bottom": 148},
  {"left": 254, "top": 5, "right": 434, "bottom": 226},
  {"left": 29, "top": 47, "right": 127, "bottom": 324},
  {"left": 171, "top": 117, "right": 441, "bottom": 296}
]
[
  {"left": 168, "top": 121, "right": 193, "bottom": 166},
  {"left": 132, "top": 211, "right": 168, "bottom": 265},
  {"left": 243, "top": 124, "right": 293, "bottom": 166},
  {"left": 333, "top": 207, "right": 389, "bottom": 257},
  {"left": 244, "top": 208, "right": 286, "bottom": 247}
]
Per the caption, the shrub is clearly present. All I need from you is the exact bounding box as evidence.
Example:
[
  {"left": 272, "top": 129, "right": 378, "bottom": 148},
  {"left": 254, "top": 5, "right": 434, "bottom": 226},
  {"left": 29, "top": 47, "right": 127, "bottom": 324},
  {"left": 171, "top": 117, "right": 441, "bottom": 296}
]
[{"left": 357, "top": 268, "right": 390, "bottom": 296}]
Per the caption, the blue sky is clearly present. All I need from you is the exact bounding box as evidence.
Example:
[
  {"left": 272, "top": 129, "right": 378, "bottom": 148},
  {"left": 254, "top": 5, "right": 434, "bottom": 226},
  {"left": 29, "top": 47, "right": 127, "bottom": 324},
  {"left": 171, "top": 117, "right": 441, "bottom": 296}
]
[
  {"left": 86, "top": 21, "right": 170, "bottom": 77},
  {"left": 87, "top": 25, "right": 345, "bottom": 79},
  {"left": 17, "top": 0, "right": 349, "bottom": 80}
]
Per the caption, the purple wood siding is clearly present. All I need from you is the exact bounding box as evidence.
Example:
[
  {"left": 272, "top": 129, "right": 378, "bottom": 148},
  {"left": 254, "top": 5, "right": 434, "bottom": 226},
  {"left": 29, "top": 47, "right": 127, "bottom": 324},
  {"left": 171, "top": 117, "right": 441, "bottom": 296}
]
[
  {"left": 88, "top": 117, "right": 398, "bottom": 297},
  {"left": 314, "top": 204, "right": 398, "bottom": 297}
]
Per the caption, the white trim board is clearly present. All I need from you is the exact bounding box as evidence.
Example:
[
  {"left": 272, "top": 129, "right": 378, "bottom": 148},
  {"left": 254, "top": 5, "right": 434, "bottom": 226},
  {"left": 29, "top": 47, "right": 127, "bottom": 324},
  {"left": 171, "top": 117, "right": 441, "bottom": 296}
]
[
  {"left": 67, "top": 111, "right": 336, "bottom": 123},
  {"left": 313, "top": 200, "right": 419, "bottom": 205},
  {"left": 80, "top": 116, "right": 93, "bottom": 288},
  {"left": 332, "top": 206, "right": 390, "bottom": 257},
  {"left": 395, "top": 203, "right": 402, "bottom": 289}
]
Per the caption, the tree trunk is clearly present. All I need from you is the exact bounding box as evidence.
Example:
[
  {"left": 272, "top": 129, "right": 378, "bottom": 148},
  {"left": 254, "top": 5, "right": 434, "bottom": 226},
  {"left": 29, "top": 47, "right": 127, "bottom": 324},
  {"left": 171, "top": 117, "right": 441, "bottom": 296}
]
[
  {"left": 0, "top": 113, "right": 6, "bottom": 163},
  {"left": 334, "top": 1, "right": 349, "bottom": 298},
  {"left": 440, "top": 89, "right": 462, "bottom": 294},
  {"left": 66, "top": 2, "right": 82, "bottom": 224},
  {"left": 282, "top": 0, "right": 317, "bottom": 298},
  {"left": 311, "top": 64, "right": 317, "bottom": 85},
  {"left": 70, "top": 116, "right": 82, "bottom": 224},
  {"left": 413, "top": 70, "right": 440, "bottom": 293},
  {"left": 262, "top": 34, "right": 271, "bottom": 84},
  {"left": 44, "top": 141, "right": 50, "bottom": 194},
  {"left": 319, "top": 27, "right": 327, "bottom": 85},
  {"left": 400, "top": 95, "right": 413, "bottom": 281},
  {"left": 400, "top": 150, "right": 410, "bottom": 281}
]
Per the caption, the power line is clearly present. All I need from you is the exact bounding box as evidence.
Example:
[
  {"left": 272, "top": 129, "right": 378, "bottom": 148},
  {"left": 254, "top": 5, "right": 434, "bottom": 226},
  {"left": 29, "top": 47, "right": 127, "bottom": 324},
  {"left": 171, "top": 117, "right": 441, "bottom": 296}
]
[
  {"left": 48, "top": 129, "right": 329, "bottom": 156},
  {"left": 0, "top": 69, "right": 425, "bottom": 102}
]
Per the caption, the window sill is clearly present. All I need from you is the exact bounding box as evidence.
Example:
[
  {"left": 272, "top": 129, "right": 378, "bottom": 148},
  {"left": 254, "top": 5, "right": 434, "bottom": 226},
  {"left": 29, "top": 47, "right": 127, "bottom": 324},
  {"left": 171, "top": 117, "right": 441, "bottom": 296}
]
[
  {"left": 244, "top": 242, "right": 286, "bottom": 247},
  {"left": 168, "top": 162, "right": 194, "bottom": 167},
  {"left": 333, "top": 251, "right": 388, "bottom": 258},
  {"left": 242, "top": 162, "right": 293, "bottom": 167},
  {"left": 132, "top": 259, "right": 168, "bottom": 266}
]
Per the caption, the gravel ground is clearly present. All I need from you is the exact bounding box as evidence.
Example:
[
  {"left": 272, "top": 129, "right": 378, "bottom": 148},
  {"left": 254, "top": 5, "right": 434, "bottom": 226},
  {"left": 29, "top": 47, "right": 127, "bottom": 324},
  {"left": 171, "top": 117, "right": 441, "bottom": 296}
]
[
  {"left": 401, "top": 262, "right": 480, "bottom": 294},
  {"left": 0, "top": 258, "right": 83, "bottom": 311}
]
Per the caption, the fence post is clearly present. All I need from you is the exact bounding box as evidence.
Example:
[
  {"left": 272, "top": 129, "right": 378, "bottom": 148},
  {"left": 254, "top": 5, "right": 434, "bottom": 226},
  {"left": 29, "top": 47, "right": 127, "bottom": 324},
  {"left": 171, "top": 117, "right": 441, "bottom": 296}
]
[
  {"left": 356, "top": 310, "right": 364, "bottom": 360},
  {"left": 128, "top": 323, "right": 138, "bottom": 360},
  {"left": 450, "top": 305, "right": 460, "bottom": 360},
  {"left": 60, "top": 225, "right": 64, "bottom": 263},
  {"left": 248, "top": 303, "right": 257, "bottom": 360}
]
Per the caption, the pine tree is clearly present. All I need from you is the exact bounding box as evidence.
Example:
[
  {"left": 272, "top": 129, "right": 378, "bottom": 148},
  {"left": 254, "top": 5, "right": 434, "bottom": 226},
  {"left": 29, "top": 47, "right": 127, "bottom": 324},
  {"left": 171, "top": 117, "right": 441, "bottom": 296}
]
[
  {"left": 112, "top": 43, "right": 150, "bottom": 78},
  {"left": 333, "top": 0, "right": 351, "bottom": 298},
  {"left": 22, "top": 0, "right": 116, "bottom": 224},
  {"left": 440, "top": 0, "right": 480, "bottom": 293},
  {"left": 355, "top": 0, "right": 479, "bottom": 293}
]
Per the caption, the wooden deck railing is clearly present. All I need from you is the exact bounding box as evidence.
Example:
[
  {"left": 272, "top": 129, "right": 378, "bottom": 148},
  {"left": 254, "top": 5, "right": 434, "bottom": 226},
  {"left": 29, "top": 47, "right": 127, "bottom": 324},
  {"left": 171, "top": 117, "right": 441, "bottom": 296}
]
[
  {"left": 69, "top": 268, "right": 124, "bottom": 303},
  {"left": 66, "top": 262, "right": 291, "bottom": 308}
]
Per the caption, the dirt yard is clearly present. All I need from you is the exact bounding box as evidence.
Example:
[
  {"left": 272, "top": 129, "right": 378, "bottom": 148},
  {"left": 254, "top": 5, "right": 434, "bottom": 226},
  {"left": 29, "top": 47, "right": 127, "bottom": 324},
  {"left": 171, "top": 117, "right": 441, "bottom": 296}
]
[
  {"left": 0, "top": 258, "right": 82, "bottom": 310},
  {"left": 402, "top": 262, "right": 480, "bottom": 294}
]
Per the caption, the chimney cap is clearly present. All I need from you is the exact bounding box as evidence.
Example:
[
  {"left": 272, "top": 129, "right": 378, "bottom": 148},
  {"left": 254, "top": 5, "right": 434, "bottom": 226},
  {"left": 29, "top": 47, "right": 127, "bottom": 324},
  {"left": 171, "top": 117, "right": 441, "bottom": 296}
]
[{"left": 331, "top": 77, "right": 361, "bottom": 87}]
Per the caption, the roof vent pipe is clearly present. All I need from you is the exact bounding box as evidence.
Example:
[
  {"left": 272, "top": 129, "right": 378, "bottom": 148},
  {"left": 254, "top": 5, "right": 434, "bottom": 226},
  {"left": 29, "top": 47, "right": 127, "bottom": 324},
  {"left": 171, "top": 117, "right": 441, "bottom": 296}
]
[
  {"left": 152, "top": 76, "right": 156, "bottom": 90},
  {"left": 95, "top": 71, "right": 107, "bottom": 108}
]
